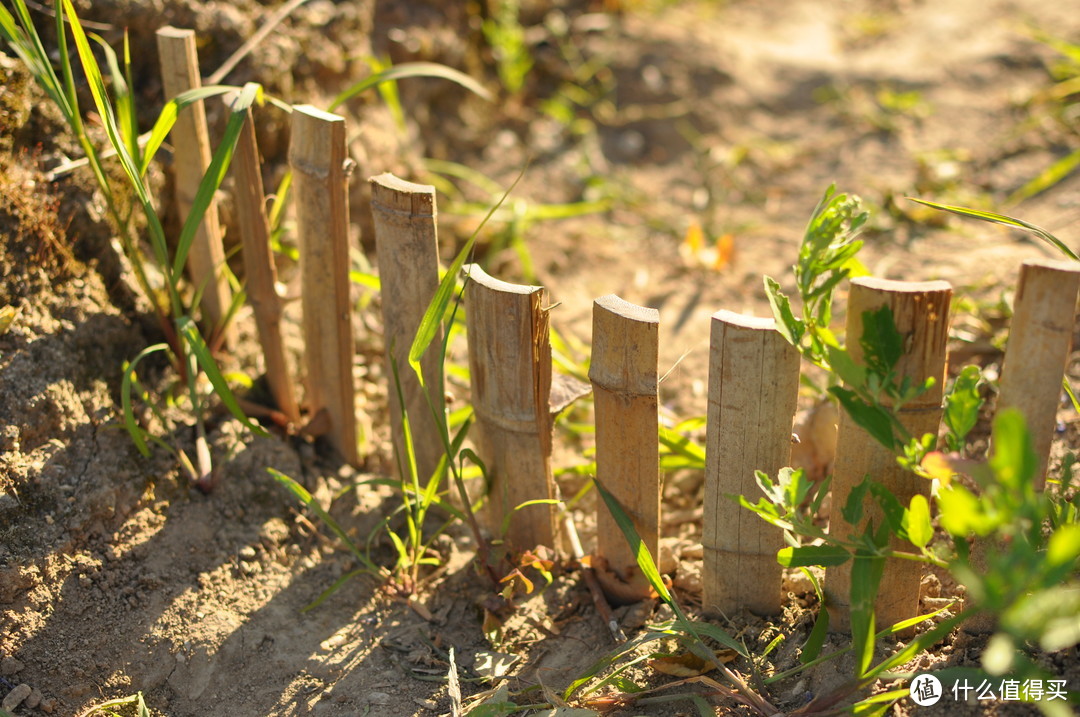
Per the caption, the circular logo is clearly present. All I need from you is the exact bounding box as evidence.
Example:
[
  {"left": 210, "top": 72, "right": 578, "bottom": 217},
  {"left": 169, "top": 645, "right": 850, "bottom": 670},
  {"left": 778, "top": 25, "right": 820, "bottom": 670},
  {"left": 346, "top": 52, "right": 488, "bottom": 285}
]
[{"left": 909, "top": 674, "right": 943, "bottom": 706}]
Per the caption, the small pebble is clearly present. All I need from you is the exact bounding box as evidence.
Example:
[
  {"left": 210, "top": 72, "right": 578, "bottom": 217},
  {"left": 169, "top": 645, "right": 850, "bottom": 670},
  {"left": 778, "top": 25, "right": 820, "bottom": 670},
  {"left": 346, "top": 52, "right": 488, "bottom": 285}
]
[
  {"left": 0, "top": 657, "right": 24, "bottom": 676},
  {"left": 238, "top": 546, "right": 257, "bottom": 560},
  {"left": 25, "top": 687, "right": 42, "bottom": 709},
  {"left": 365, "top": 691, "right": 391, "bottom": 705},
  {"left": 2, "top": 683, "right": 32, "bottom": 712}
]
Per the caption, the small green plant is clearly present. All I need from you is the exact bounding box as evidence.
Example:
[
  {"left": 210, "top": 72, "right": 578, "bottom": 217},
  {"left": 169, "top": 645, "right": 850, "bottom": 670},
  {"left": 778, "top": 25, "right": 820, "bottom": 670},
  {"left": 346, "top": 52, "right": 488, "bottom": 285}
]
[
  {"left": 422, "top": 158, "right": 611, "bottom": 283},
  {"left": 746, "top": 187, "right": 1080, "bottom": 714},
  {"left": 1, "top": 0, "right": 267, "bottom": 490},
  {"left": 481, "top": 0, "right": 534, "bottom": 96},
  {"left": 1004, "top": 26, "right": 1080, "bottom": 206}
]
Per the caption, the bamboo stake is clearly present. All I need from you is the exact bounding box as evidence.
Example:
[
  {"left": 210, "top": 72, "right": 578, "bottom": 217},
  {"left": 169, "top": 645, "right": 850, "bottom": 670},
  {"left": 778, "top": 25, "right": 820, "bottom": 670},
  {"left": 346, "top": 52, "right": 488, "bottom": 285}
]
[
  {"left": 289, "top": 105, "right": 359, "bottom": 466},
  {"left": 156, "top": 27, "right": 234, "bottom": 346},
  {"left": 997, "top": 259, "right": 1080, "bottom": 490},
  {"left": 464, "top": 265, "right": 556, "bottom": 549},
  {"left": 826, "top": 278, "right": 951, "bottom": 634},
  {"left": 702, "top": 311, "right": 800, "bottom": 617},
  {"left": 590, "top": 295, "right": 660, "bottom": 578},
  {"left": 227, "top": 97, "right": 300, "bottom": 425},
  {"left": 369, "top": 174, "right": 445, "bottom": 484}
]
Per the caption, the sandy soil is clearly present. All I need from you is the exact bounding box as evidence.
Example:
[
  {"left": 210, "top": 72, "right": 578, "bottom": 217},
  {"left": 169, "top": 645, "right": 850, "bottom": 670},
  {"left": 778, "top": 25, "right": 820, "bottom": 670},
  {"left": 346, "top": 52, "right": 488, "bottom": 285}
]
[{"left": 2, "top": 0, "right": 1079, "bottom": 715}]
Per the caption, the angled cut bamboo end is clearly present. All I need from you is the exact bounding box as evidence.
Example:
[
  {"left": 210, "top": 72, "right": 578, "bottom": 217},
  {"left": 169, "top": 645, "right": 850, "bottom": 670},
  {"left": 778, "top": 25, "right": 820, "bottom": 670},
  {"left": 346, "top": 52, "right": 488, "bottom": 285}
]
[
  {"left": 369, "top": 172, "right": 444, "bottom": 484},
  {"left": 464, "top": 264, "right": 555, "bottom": 550}
]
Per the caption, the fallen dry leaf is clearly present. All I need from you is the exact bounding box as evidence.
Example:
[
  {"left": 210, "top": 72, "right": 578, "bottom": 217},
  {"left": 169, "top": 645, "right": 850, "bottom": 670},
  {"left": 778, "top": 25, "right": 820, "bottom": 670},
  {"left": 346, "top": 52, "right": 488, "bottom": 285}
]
[{"left": 649, "top": 648, "right": 738, "bottom": 677}]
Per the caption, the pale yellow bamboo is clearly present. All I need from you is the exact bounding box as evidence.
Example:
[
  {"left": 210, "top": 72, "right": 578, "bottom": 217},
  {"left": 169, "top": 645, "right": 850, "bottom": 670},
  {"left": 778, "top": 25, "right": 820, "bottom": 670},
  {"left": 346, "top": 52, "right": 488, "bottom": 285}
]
[
  {"left": 590, "top": 294, "right": 660, "bottom": 577},
  {"left": 702, "top": 311, "right": 800, "bottom": 617},
  {"left": 227, "top": 98, "right": 299, "bottom": 424},
  {"left": 826, "top": 278, "right": 951, "bottom": 633},
  {"left": 155, "top": 27, "right": 234, "bottom": 346},
  {"left": 464, "top": 265, "right": 555, "bottom": 550},
  {"left": 997, "top": 259, "right": 1080, "bottom": 490},
  {"left": 289, "top": 105, "right": 359, "bottom": 466},
  {"left": 369, "top": 174, "right": 445, "bottom": 484}
]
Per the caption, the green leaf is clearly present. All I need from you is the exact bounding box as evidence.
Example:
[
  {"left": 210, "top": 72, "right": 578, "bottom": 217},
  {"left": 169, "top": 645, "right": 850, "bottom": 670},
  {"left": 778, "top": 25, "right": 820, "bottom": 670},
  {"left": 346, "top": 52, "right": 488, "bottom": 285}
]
[
  {"left": 868, "top": 482, "right": 908, "bottom": 541},
  {"left": 841, "top": 475, "right": 872, "bottom": 526},
  {"left": 823, "top": 344, "right": 866, "bottom": 389},
  {"left": 593, "top": 478, "right": 671, "bottom": 603},
  {"left": 177, "top": 317, "right": 269, "bottom": 439},
  {"left": 763, "top": 275, "right": 803, "bottom": 346},
  {"left": 1045, "top": 524, "right": 1080, "bottom": 570},
  {"left": 988, "top": 408, "right": 1038, "bottom": 492},
  {"left": 859, "top": 306, "right": 903, "bottom": 376},
  {"left": 140, "top": 85, "right": 244, "bottom": 176},
  {"left": 172, "top": 82, "right": 262, "bottom": 279},
  {"left": 800, "top": 568, "right": 830, "bottom": 664},
  {"left": 943, "top": 365, "right": 983, "bottom": 452},
  {"left": 831, "top": 386, "right": 896, "bottom": 451},
  {"left": 268, "top": 468, "right": 382, "bottom": 575},
  {"left": 777, "top": 545, "right": 850, "bottom": 567},
  {"left": 120, "top": 344, "right": 171, "bottom": 457},
  {"left": 907, "top": 198, "right": 1080, "bottom": 262},
  {"left": 850, "top": 545, "right": 886, "bottom": 677},
  {"left": 905, "top": 494, "right": 933, "bottom": 549},
  {"left": 1006, "top": 147, "right": 1080, "bottom": 206},
  {"left": 937, "top": 483, "right": 990, "bottom": 537},
  {"left": 329, "top": 61, "right": 492, "bottom": 111},
  {"left": 409, "top": 167, "right": 525, "bottom": 379}
]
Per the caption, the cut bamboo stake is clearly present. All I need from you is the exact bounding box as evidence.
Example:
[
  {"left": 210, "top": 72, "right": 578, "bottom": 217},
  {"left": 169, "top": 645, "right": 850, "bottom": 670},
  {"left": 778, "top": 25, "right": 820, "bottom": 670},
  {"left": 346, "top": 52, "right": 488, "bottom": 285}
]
[
  {"left": 590, "top": 295, "right": 660, "bottom": 578},
  {"left": 156, "top": 27, "right": 234, "bottom": 346},
  {"left": 997, "top": 259, "right": 1080, "bottom": 490},
  {"left": 703, "top": 311, "right": 800, "bottom": 617},
  {"left": 464, "top": 265, "right": 556, "bottom": 549},
  {"left": 825, "top": 278, "right": 951, "bottom": 634},
  {"left": 227, "top": 97, "right": 300, "bottom": 425},
  {"left": 289, "top": 105, "right": 360, "bottom": 466},
  {"left": 369, "top": 174, "right": 445, "bottom": 484}
]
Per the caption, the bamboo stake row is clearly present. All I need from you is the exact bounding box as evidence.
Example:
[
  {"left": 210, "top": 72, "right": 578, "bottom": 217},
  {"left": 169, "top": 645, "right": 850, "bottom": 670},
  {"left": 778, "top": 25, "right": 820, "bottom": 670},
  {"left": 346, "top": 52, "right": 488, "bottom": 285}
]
[{"left": 156, "top": 27, "right": 1079, "bottom": 632}]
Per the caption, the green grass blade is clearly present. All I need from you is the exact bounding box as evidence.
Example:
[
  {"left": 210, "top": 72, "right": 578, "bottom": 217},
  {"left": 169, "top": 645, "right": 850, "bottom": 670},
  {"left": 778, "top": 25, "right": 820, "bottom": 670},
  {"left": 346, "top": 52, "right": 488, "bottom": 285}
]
[
  {"left": 121, "top": 344, "right": 171, "bottom": 457},
  {"left": 267, "top": 468, "right": 383, "bottom": 575},
  {"left": 0, "top": 1, "right": 73, "bottom": 121},
  {"left": 90, "top": 31, "right": 137, "bottom": 163},
  {"left": 1006, "top": 147, "right": 1080, "bottom": 206},
  {"left": 408, "top": 165, "right": 526, "bottom": 378},
  {"left": 172, "top": 82, "right": 262, "bottom": 278},
  {"left": 907, "top": 198, "right": 1080, "bottom": 262},
  {"left": 593, "top": 478, "right": 671, "bottom": 603},
  {"left": 329, "top": 61, "right": 492, "bottom": 111},
  {"left": 176, "top": 316, "right": 269, "bottom": 439},
  {"left": 658, "top": 426, "right": 706, "bottom": 468},
  {"left": 140, "top": 85, "right": 244, "bottom": 177}
]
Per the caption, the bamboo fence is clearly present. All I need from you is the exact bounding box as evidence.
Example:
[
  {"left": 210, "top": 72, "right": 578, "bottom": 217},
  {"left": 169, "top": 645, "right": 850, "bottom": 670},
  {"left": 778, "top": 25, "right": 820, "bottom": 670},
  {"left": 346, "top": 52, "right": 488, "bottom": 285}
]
[{"left": 158, "top": 30, "right": 1080, "bottom": 633}]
